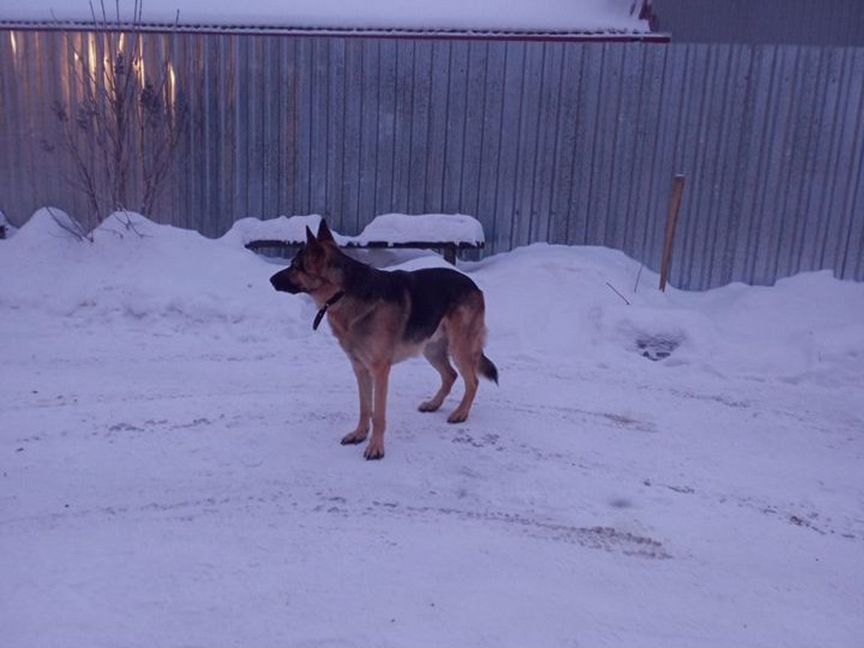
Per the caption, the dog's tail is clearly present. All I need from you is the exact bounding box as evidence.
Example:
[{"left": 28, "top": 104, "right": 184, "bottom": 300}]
[{"left": 479, "top": 353, "right": 499, "bottom": 384}]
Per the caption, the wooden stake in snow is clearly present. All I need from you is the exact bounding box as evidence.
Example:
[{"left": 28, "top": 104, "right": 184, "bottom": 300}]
[{"left": 659, "top": 174, "right": 686, "bottom": 292}]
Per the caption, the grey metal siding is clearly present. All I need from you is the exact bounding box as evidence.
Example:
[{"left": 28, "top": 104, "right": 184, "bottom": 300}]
[
  {"left": 1, "top": 29, "right": 862, "bottom": 290},
  {"left": 652, "top": 0, "right": 864, "bottom": 46}
]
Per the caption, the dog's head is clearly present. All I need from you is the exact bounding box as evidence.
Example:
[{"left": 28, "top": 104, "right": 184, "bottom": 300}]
[{"left": 269, "top": 219, "right": 338, "bottom": 295}]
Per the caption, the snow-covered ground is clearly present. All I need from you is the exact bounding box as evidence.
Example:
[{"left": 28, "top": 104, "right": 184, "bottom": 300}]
[{"left": 1, "top": 210, "right": 863, "bottom": 647}]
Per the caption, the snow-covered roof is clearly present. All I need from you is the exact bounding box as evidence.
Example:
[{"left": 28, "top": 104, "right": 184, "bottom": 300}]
[
  {"left": 222, "top": 214, "right": 485, "bottom": 247},
  {"left": 353, "top": 214, "right": 485, "bottom": 246},
  {"left": 0, "top": 0, "right": 656, "bottom": 38}
]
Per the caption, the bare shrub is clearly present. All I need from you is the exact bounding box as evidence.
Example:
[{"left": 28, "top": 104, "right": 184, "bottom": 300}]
[{"left": 49, "top": 0, "right": 187, "bottom": 234}]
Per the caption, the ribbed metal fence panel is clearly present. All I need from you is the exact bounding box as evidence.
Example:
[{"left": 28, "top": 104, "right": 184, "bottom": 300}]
[{"left": 1, "top": 29, "right": 862, "bottom": 289}]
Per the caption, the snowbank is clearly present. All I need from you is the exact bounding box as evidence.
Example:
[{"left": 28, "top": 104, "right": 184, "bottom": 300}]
[
  {"left": 0, "top": 209, "right": 308, "bottom": 338},
  {"left": 478, "top": 244, "right": 864, "bottom": 386},
  {"left": 3, "top": 209, "right": 862, "bottom": 388}
]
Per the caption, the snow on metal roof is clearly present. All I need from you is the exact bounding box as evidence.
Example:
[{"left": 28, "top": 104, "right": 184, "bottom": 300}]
[{"left": 0, "top": 0, "right": 655, "bottom": 36}]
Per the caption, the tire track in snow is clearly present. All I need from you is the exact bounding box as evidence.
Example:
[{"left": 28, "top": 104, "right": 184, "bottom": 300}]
[
  {"left": 315, "top": 496, "right": 671, "bottom": 559},
  {"left": 0, "top": 488, "right": 670, "bottom": 560}
]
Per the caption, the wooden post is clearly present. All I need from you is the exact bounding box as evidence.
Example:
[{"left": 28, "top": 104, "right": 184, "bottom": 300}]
[
  {"left": 659, "top": 174, "right": 686, "bottom": 292},
  {"left": 442, "top": 244, "right": 457, "bottom": 265}
]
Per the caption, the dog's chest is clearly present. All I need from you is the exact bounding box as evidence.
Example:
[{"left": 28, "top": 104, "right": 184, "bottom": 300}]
[{"left": 327, "top": 301, "right": 427, "bottom": 366}]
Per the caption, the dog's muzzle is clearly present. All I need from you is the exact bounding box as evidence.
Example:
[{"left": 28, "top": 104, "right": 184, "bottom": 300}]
[{"left": 270, "top": 268, "right": 303, "bottom": 294}]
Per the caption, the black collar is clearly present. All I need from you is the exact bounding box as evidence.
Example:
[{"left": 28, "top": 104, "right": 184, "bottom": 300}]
[{"left": 313, "top": 290, "right": 345, "bottom": 330}]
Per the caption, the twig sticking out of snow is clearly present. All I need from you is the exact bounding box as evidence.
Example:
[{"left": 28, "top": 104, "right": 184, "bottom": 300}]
[
  {"left": 633, "top": 263, "right": 644, "bottom": 293},
  {"left": 46, "top": 206, "right": 93, "bottom": 243},
  {"left": 606, "top": 281, "right": 631, "bottom": 305}
]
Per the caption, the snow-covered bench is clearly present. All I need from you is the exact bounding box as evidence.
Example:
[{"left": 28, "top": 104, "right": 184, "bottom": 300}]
[{"left": 231, "top": 213, "right": 485, "bottom": 265}]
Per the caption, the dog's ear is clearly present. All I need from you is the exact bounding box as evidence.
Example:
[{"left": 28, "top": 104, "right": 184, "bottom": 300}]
[
  {"left": 316, "top": 219, "right": 335, "bottom": 245},
  {"left": 304, "top": 225, "right": 325, "bottom": 264}
]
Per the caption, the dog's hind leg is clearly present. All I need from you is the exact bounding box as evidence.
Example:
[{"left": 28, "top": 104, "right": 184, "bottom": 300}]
[
  {"left": 446, "top": 338, "right": 482, "bottom": 424},
  {"left": 364, "top": 362, "right": 391, "bottom": 460},
  {"left": 447, "top": 346, "right": 480, "bottom": 424},
  {"left": 418, "top": 339, "right": 457, "bottom": 413},
  {"left": 341, "top": 360, "right": 372, "bottom": 446},
  {"left": 445, "top": 300, "right": 486, "bottom": 424}
]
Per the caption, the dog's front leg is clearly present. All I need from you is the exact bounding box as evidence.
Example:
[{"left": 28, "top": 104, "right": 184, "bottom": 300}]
[
  {"left": 364, "top": 362, "right": 391, "bottom": 460},
  {"left": 341, "top": 360, "right": 372, "bottom": 446}
]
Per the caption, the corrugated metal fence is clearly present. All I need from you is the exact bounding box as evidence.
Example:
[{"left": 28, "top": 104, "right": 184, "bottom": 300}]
[{"left": 1, "top": 29, "right": 862, "bottom": 289}]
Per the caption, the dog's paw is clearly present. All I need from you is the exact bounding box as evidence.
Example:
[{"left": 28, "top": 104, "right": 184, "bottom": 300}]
[
  {"left": 447, "top": 410, "right": 468, "bottom": 424},
  {"left": 418, "top": 399, "right": 442, "bottom": 412},
  {"left": 341, "top": 430, "right": 368, "bottom": 445},
  {"left": 364, "top": 441, "right": 385, "bottom": 460}
]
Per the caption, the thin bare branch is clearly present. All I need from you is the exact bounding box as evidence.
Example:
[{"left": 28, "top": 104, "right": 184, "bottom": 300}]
[
  {"left": 49, "top": 0, "right": 186, "bottom": 231},
  {"left": 606, "top": 281, "right": 631, "bottom": 306},
  {"left": 45, "top": 206, "right": 93, "bottom": 243}
]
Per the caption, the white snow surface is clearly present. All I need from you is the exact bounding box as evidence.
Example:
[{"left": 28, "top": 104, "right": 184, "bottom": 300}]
[
  {"left": 221, "top": 214, "right": 349, "bottom": 247},
  {"left": 2, "top": 210, "right": 863, "bottom": 646},
  {"left": 353, "top": 213, "right": 485, "bottom": 245},
  {"left": 1, "top": 0, "right": 649, "bottom": 33},
  {"left": 221, "top": 213, "right": 484, "bottom": 247}
]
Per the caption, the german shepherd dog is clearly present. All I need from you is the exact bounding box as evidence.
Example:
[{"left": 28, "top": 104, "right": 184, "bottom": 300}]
[{"left": 270, "top": 220, "right": 498, "bottom": 460}]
